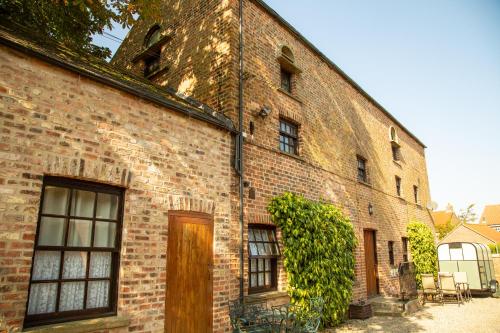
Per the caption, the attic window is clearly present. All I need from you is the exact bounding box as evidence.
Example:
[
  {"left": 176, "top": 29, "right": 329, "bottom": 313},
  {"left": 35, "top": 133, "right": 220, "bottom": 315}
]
[
  {"left": 144, "top": 25, "right": 161, "bottom": 49},
  {"left": 143, "top": 25, "right": 162, "bottom": 77},
  {"left": 281, "top": 46, "right": 294, "bottom": 63}
]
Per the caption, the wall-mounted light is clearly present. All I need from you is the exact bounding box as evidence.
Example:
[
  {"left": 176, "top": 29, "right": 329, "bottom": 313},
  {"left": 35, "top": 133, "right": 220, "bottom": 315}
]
[
  {"left": 259, "top": 106, "right": 271, "bottom": 117},
  {"left": 368, "top": 203, "right": 373, "bottom": 215}
]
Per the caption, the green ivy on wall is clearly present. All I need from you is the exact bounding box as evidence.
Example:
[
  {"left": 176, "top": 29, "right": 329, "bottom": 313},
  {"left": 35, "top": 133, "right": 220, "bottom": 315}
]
[
  {"left": 407, "top": 221, "right": 438, "bottom": 288},
  {"left": 268, "top": 193, "right": 356, "bottom": 327}
]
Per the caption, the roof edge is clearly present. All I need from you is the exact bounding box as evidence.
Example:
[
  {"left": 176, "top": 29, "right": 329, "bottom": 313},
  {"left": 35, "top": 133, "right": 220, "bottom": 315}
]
[
  {"left": 0, "top": 28, "right": 236, "bottom": 134},
  {"left": 252, "top": 0, "right": 426, "bottom": 148},
  {"left": 462, "top": 224, "right": 497, "bottom": 243}
]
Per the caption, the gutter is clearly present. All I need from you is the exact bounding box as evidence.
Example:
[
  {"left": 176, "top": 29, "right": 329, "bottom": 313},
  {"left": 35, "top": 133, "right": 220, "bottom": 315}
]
[
  {"left": 252, "top": 0, "right": 426, "bottom": 148},
  {"left": 238, "top": 0, "right": 245, "bottom": 300},
  {"left": 0, "top": 31, "right": 236, "bottom": 134}
]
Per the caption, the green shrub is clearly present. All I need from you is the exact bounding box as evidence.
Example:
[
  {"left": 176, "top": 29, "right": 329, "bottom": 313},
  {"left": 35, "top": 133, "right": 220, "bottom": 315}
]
[
  {"left": 407, "top": 221, "right": 438, "bottom": 288},
  {"left": 488, "top": 243, "right": 500, "bottom": 254},
  {"left": 268, "top": 193, "right": 356, "bottom": 327}
]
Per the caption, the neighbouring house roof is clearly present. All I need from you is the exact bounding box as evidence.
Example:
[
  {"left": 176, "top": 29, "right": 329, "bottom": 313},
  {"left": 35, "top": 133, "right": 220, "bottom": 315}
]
[
  {"left": 0, "top": 23, "right": 235, "bottom": 133},
  {"left": 253, "top": 0, "right": 426, "bottom": 148},
  {"left": 432, "top": 211, "right": 459, "bottom": 227},
  {"left": 463, "top": 224, "right": 500, "bottom": 243},
  {"left": 479, "top": 205, "right": 500, "bottom": 226}
]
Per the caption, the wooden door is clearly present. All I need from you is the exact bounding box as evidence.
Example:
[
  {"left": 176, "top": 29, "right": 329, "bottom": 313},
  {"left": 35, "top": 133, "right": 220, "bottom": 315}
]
[
  {"left": 363, "top": 229, "right": 378, "bottom": 297},
  {"left": 165, "top": 211, "right": 213, "bottom": 333}
]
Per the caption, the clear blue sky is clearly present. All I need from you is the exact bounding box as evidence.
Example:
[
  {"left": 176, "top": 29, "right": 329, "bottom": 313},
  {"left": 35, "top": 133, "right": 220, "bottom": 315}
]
[{"left": 94, "top": 0, "right": 500, "bottom": 220}]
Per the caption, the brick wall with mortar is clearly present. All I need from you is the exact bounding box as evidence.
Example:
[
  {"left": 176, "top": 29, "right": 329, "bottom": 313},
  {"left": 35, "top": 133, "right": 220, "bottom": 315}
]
[
  {"left": 0, "top": 44, "right": 236, "bottom": 332},
  {"left": 113, "top": 0, "right": 435, "bottom": 307}
]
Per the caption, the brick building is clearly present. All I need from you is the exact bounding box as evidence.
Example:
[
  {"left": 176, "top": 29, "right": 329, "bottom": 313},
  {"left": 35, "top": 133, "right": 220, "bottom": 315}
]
[
  {"left": 112, "top": 0, "right": 435, "bottom": 329},
  {"left": 0, "top": 1, "right": 435, "bottom": 333},
  {"left": 0, "top": 25, "right": 236, "bottom": 332}
]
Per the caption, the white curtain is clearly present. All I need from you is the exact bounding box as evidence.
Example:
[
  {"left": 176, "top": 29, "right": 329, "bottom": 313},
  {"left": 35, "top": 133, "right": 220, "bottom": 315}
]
[
  {"left": 87, "top": 281, "right": 109, "bottom": 308},
  {"left": 27, "top": 283, "right": 57, "bottom": 315},
  {"left": 59, "top": 282, "right": 85, "bottom": 311}
]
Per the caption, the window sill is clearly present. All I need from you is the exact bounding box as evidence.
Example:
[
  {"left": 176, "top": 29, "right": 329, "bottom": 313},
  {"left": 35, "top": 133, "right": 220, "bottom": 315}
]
[
  {"left": 145, "top": 64, "right": 169, "bottom": 79},
  {"left": 23, "top": 315, "right": 130, "bottom": 333},
  {"left": 276, "top": 149, "right": 304, "bottom": 162},
  {"left": 245, "top": 291, "right": 289, "bottom": 303},
  {"left": 277, "top": 88, "right": 303, "bottom": 104},
  {"left": 357, "top": 180, "right": 372, "bottom": 188}
]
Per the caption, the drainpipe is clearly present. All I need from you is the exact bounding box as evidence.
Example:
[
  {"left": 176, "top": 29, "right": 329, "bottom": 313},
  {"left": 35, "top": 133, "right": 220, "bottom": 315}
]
[{"left": 238, "top": 0, "right": 245, "bottom": 301}]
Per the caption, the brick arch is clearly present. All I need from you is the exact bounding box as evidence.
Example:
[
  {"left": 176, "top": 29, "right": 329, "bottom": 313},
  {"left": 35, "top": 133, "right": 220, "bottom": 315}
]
[
  {"left": 166, "top": 194, "right": 215, "bottom": 215},
  {"left": 43, "top": 155, "right": 132, "bottom": 188}
]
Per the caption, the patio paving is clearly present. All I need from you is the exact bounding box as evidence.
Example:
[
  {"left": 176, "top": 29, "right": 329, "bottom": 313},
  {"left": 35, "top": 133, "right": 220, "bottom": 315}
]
[{"left": 327, "top": 297, "right": 500, "bottom": 333}]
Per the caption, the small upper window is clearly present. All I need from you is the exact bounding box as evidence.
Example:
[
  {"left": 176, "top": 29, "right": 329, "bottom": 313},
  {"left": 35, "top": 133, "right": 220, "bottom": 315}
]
[
  {"left": 143, "top": 26, "right": 162, "bottom": 77},
  {"left": 392, "top": 144, "right": 400, "bottom": 161},
  {"left": 357, "top": 156, "right": 367, "bottom": 183},
  {"left": 281, "top": 68, "right": 292, "bottom": 93},
  {"left": 395, "top": 176, "right": 402, "bottom": 196},
  {"left": 281, "top": 46, "right": 294, "bottom": 63},
  {"left": 144, "top": 25, "right": 162, "bottom": 49},
  {"left": 390, "top": 127, "right": 398, "bottom": 142},
  {"left": 413, "top": 185, "right": 419, "bottom": 204},
  {"left": 279, "top": 119, "right": 298, "bottom": 155}
]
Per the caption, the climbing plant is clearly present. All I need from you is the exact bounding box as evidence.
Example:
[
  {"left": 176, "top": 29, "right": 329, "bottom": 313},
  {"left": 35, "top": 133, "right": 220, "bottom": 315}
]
[
  {"left": 268, "top": 192, "right": 356, "bottom": 327},
  {"left": 406, "top": 221, "right": 438, "bottom": 288}
]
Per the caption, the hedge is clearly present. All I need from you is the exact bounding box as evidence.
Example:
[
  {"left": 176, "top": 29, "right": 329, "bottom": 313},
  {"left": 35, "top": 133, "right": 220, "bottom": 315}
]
[
  {"left": 406, "top": 221, "right": 438, "bottom": 288},
  {"left": 268, "top": 193, "right": 356, "bottom": 326}
]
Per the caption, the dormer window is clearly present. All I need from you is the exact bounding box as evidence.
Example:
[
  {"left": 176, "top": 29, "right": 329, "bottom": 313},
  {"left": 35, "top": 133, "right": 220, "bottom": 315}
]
[
  {"left": 277, "top": 45, "right": 301, "bottom": 95},
  {"left": 143, "top": 25, "right": 162, "bottom": 77}
]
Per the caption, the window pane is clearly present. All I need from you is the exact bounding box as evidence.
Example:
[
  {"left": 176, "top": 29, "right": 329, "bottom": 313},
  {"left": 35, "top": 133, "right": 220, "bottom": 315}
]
[
  {"left": 258, "top": 273, "right": 264, "bottom": 286},
  {"left": 249, "top": 243, "right": 258, "bottom": 256},
  {"left": 96, "top": 193, "right": 119, "bottom": 220},
  {"left": 265, "top": 243, "right": 273, "bottom": 254},
  {"left": 254, "top": 230, "right": 263, "bottom": 241},
  {"left": 268, "top": 230, "right": 277, "bottom": 242},
  {"left": 67, "top": 219, "right": 92, "bottom": 247},
  {"left": 272, "top": 243, "right": 280, "bottom": 255},
  {"left": 32, "top": 251, "right": 60, "bottom": 280},
  {"left": 248, "top": 229, "right": 255, "bottom": 241},
  {"left": 89, "top": 252, "right": 112, "bottom": 278},
  {"left": 258, "top": 259, "right": 264, "bottom": 271},
  {"left": 59, "top": 282, "right": 85, "bottom": 311},
  {"left": 38, "top": 217, "right": 66, "bottom": 246},
  {"left": 42, "top": 186, "right": 70, "bottom": 215},
  {"left": 265, "top": 259, "right": 271, "bottom": 271},
  {"left": 27, "top": 283, "right": 57, "bottom": 315},
  {"left": 257, "top": 243, "right": 266, "bottom": 255},
  {"left": 62, "top": 252, "right": 87, "bottom": 279},
  {"left": 261, "top": 231, "right": 269, "bottom": 241},
  {"left": 265, "top": 272, "right": 271, "bottom": 285},
  {"left": 250, "top": 273, "right": 257, "bottom": 287},
  {"left": 94, "top": 222, "right": 116, "bottom": 248},
  {"left": 71, "top": 190, "right": 95, "bottom": 218},
  {"left": 87, "top": 280, "right": 109, "bottom": 309},
  {"left": 250, "top": 259, "right": 257, "bottom": 272}
]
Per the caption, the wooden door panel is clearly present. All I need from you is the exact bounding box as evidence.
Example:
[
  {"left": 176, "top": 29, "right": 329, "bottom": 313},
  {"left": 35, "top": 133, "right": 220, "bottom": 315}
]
[
  {"left": 166, "top": 212, "right": 213, "bottom": 333},
  {"left": 364, "top": 230, "right": 378, "bottom": 297}
]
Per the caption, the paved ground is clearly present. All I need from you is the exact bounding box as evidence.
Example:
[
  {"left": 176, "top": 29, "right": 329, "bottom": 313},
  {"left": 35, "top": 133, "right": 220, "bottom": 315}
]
[{"left": 327, "top": 297, "right": 500, "bottom": 333}]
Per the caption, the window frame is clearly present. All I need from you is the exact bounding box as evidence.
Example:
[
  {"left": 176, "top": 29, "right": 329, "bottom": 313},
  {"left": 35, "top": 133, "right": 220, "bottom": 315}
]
[
  {"left": 279, "top": 118, "right": 299, "bottom": 155},
  {"left": 388, "top": 241, "right": 395, "bottom": 266},
  {"left": 357, "top": 156, "right": 368, "bottom": 183},
  {"left": 413, "top": 185, "right": 419, "bottom": 204},
  {"left": 395, "top": 176, "right": 402, "bottom": 197},
  {"left": 24, "top": 176, "right": 124, "bottom": 328},
  {"left": 391, "top": 144, "right": 400, "bottom": 161},
  {"left": 402, "top": 237, "right": 409, "bottom": 262},
  {"left": 280, "top": 67, "right": 292, "bottom": 93},
  {"left": 248, "top": 225, "right": 280, "bottom": 294}
]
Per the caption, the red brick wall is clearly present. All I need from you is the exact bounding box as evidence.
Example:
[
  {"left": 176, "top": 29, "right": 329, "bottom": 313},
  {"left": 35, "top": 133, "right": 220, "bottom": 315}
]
[{"left": 0, "top": 45, "right": 235, "bottom": 332}]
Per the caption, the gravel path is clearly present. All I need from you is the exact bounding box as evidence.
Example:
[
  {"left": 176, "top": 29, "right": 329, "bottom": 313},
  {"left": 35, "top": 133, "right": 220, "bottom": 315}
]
[{"left": 327, "top": 297, "right": 500, "bottom": 333}]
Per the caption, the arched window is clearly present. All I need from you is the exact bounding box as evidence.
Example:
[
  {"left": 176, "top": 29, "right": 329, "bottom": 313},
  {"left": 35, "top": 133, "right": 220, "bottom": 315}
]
[
  {"left": 390, "top": 126, "right": 397, "bottom": 142},
  {"left": 281, "top": 45, "right": 294, "bottom": 63},
  {"left": 144, "top": 25, "right": 161, "bottom": 49},
  {"left": 143, "top": 25, "right": 162, "bottom": 77}
]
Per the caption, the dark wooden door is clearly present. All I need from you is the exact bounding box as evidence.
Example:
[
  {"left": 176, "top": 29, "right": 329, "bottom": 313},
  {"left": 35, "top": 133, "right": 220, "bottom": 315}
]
[
  {"left": 363, "top": 229, "right": 378, "bottom": 297},
  {"left": 165, "top": 211, "right": 213, "bottom": 333}
]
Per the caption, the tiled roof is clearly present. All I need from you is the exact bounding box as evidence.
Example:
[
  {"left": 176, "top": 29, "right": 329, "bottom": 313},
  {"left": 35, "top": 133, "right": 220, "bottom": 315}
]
[
  {"left": 431, "top": 211, "right": 454, "bottom": 226},
  {"left": 464, "top": 223, "right": 500, "bottom": 243},
  {"left": 479, "top": 205, "right": 500, "bottom": 226}
]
